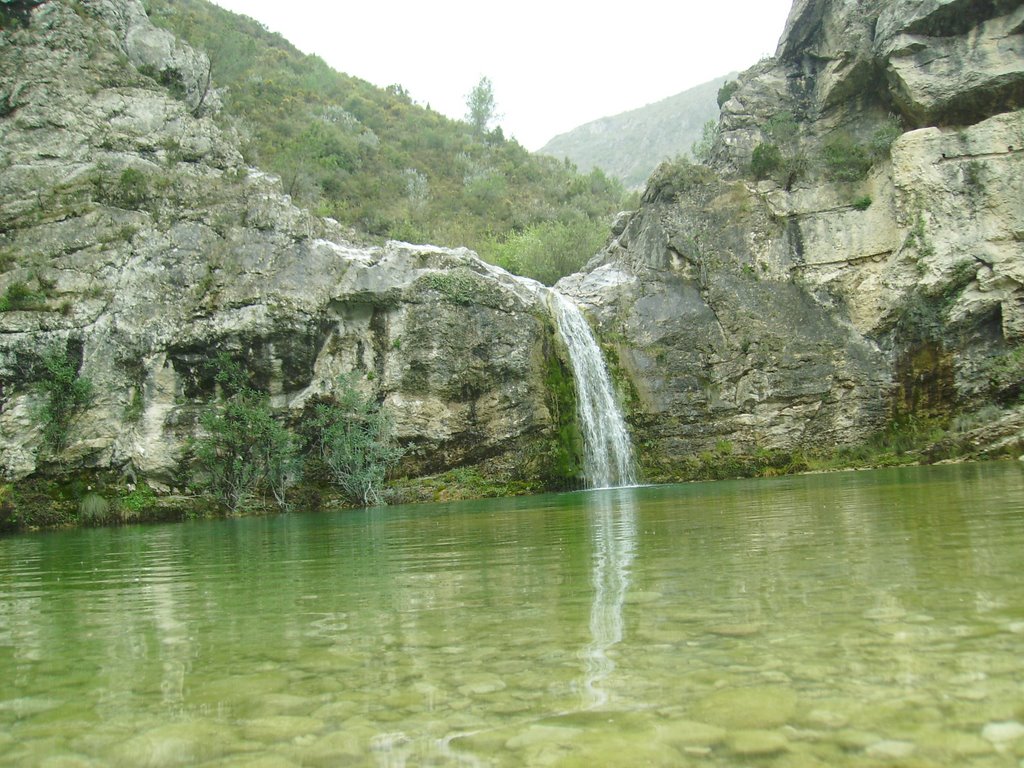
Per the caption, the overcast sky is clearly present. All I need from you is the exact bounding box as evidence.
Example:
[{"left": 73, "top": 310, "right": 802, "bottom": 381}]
[{"left": 207, "top": 1, "right": 796, "bottom": 150}]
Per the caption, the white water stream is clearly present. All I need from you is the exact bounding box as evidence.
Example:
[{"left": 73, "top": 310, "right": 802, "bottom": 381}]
[{"left": 548, "top": 291, "right": 637, "bottom": 489}]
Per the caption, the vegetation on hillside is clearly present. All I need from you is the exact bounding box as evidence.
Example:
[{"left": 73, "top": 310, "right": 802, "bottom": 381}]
[{"left": 143, "top": 0, "right": 629, "bottom": 284}]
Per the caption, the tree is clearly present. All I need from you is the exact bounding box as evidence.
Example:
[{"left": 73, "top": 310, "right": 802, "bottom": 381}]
[
  {"left": 717, "top": 79, "right": 740, "bottom": 108},
  {"left": 465, "top": 75, "right": 498, "bottom": 135},
  {"left": 691, "top": 120, "right": 719, "bottom": 164}
]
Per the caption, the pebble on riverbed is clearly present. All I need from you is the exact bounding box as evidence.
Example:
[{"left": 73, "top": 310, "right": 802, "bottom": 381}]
[
  {"left": 983, "top": 721, "right": 1024, "bottom": 747},
  {"left": 693, "top": 685, "right": 798, "bottom": 729}
]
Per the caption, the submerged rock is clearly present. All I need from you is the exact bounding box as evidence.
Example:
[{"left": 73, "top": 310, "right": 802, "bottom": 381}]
[
  {"left": 865, "top": 739, "right": 917, "bottom": 759},
  {"left": 983, "top": 720, "right": 1024, "bottom": 745},
  {"left": 657, "top": 718, "right": 727, "bottom": 747},
  {"left": 693, "top": 685, "right": 798, "bottom": 729},
  {"left": 728, "top": 729, "right": 790, "bottom": 756},
  {"left": 109, "top": 721, "right": 237, "bottom": 767}
]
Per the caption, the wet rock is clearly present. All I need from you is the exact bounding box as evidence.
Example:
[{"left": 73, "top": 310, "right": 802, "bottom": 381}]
[
  {"left": 456, "top": 673, "right": 507, "bottom": 696},
  {"left": 866, "top": 739, "right": 916, "bottom": 759},
  {"left": 983, "top": 721, "right": 1024, "bottom": 746},
  {"left": 804, "top": 708, "right": 849, "bottom": 729},
  {"left": 505, "top": 724, "right": 582, "bottom": 751},
  {"left": 238, "top": 716, "right": 325, "bottom": 744},
  {"left": 201, "top": 757, "right": 299, "bottom": 768},
  {"left": 541, "top": 732, "right": 683, "bottom": 768},
  {"left": 109, "top": 721, "right": 237, "bottom": 767},
  {"left": 728, "top": 729, "right": 790, "bottom": 756},
  {"left": 244, "top": 693, "right": 316, "bottom": 717},
  {"left": 708, "top": 623, "right": 762, "bottom": 637},
  {"left": 927, "top": 730, "right": 993, "bottom": 757},
  {"left": 834, "top": 729, "right": 883, "bottom": 750},
  {"left": 624, "top": 591, "right": 663, "bottom": 605},
  {"left": 693, "top": 685, "right": 798, "bottom": 729},
  {"left": 39, "top": 756, "right": 101, "bottom": 768}
]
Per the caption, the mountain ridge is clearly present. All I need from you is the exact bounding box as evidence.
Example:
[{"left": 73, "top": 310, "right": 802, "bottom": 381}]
[{"left": 538, "top": 74, "right": 734, "bottom": 188}]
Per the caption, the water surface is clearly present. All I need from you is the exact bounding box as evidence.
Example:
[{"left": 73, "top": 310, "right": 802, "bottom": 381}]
[{"left": 2, "top": 462, "right": 1024, "bottom": 766}]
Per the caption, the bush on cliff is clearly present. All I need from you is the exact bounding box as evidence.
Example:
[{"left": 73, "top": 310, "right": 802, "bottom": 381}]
[
  {"left": 38, "top": 348, "right": 94, "bottom": 456},
  {"left": 302, "top": 376, "right": 404, "bottom": 506},
  {"left": 193, "top": 355, "right": 298, "bottom": 513}
]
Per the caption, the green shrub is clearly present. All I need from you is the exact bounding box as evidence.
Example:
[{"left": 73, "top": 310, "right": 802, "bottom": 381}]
[
  {"left": 304, "top": 375, "right": 404, "bottom": 506},
  {"left": 194, "top": 355, "right": 298, "bottom": 513},
  {"left": 38, "top": 349, "right": 94, "bottom": 455},
  {"left": 482, "top": 215, "right": 608, "bottom": 286},
  {"left": 751, "top": 143, "right": 783, "bottom": 180},
  {"left": 852, "top": 195, "right": 873, "bottom": 211},
  {"left": 981, "top": 346, "right": 1024, "bottom": 403},
  {"left": 869, "top": 116, "right": 902, "bottom": 159},
  {"left": 964, "top": 160, "right": 984, "bottom": 192},
  {"left": 690, "top": 120, "right": 719, "bottom": 164},
  {"left": 717, "top": 80, "right": 740, "bottom": 108},
  {"left": 764, "top": 111, "right": 798, "bottom": 145},
  {"left": 416, "top": 269, "right": 504, "bottom": 306},
  {"left": 116, "top": 168, "right": 150, "bottom": 208},
  {"left": 822, "top": 134, "right": 872, "bottom": 181},
  {"left": 644, "top": 158, "right": 716, "bottom": 202},
  {"left": 119, "top": 482, "right": 157, "bottom": 521},
  {"left": 78, "top": 492, "right": 111, "bottom": 524},
  {"left": 0, "top": 1, "right": 44, "bottom": 29},
  {"left": 0, "top": 281, "right": 47, "bottom": 312}
]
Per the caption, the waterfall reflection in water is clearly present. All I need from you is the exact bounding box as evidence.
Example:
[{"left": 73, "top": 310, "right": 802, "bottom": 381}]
[{"left": 580, "top": 488, "right": 637, "bottom": 709}]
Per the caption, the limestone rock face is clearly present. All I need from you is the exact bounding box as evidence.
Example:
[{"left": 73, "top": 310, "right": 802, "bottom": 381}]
[
  {"left": 0, "top": 1, "right": 562, "bottom": 486},
  {"left": 560, "top": 0, "right": 1024, "bottom": 469},
  {"left": 877, "top": 1, "right": 1024, "bottom": 127},
  {"left": 558, "top": 173, "right": 890, "bottom": 470}
]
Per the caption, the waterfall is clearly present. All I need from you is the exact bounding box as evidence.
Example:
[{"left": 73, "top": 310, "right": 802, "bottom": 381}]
[{"left": 549, "top": 291, "right": 637, "bottom": 489}]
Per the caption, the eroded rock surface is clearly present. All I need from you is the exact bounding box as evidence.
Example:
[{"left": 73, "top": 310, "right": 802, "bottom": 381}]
[
  {"left": 559, "top": 0, "right": 1024, "bottom": 472},
  {"left": 0, "top": 1, "right": 567, "bottom": 488}
]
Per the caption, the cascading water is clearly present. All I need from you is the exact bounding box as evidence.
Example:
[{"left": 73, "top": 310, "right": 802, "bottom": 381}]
[{"left": 549, "top": 291, "right": 637, "bottom": 489}]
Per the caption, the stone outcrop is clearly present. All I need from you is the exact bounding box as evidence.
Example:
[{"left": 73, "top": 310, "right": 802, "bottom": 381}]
[
  {"left": 0, "top": 0, "right": 569, "bottom": 490},
  {"left": 558, "top": 169, "right": 892, "bottom": 474},
  {"left": 558, "top": 0, "right": 1024, "bottom": 470}
]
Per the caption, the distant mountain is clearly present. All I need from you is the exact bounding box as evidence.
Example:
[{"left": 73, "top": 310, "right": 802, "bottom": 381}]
[{"left": 538, "top": 75, "right": 734, "bottom": 189}]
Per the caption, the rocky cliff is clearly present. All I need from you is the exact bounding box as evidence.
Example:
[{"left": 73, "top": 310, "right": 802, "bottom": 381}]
[
  {"left": 0, "top": 0, "right": 576, "bottom": 498},
  {"left": 559, "top": 0, "right": 1024, "bottom": 476},
  {"left": 2, "top": 0, "right": 1022, "bottom": 513}
]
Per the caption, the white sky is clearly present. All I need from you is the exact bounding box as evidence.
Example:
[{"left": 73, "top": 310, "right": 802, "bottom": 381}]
[{"left": 207, "top": 1, "right": 796, "bottom": 150}]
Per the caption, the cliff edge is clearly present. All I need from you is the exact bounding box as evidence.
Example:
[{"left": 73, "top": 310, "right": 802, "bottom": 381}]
[{"left": 559, "top": 0, "right": 1024, "bottom": 477}]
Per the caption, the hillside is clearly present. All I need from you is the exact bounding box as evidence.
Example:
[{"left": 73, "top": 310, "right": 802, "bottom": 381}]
[
  {"left": 538, "top": 75, "right": 732, "bottom": 189},
  {"left": 142, "top": 0, "right": 629, "bottom": 285}
]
